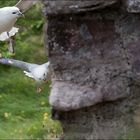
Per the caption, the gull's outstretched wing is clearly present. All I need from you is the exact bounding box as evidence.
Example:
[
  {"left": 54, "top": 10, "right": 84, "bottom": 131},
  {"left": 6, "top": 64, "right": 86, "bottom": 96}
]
[
  {"left": 15, "top": 0, "right": 38, "bottom": 13},
  {"left": 0, "top": 57, "right": 38, "bottom": 71}
]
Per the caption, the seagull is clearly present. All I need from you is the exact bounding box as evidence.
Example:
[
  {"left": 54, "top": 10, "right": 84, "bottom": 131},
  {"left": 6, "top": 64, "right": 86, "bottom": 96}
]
[
  {"left": 0, "top": 57, "right": 51, "bottom": 93},
  {"left": 0, "top": 6, "right": 23, "bottom": 36},
  {"left": 0, "top": 0, "right": 38, "bottom": 53}
]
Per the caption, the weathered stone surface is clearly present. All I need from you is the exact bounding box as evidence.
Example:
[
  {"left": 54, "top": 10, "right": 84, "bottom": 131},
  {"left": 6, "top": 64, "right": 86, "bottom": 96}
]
[
  {"left": 43, "top": 0, "right": 140, "bottom": 139},
  {"left": 44, "top": 10, "right": 140, "bottom": 111},
  {"left": 124, "top": 0, "right": 140, "bottom": 13},
  {"left": 42, "top": 0, "right": 117, "bottom": 15},
  {"left": 52, "top": 92, "right": 140, "bottom": 139},
  {"left": 50, "top": 81, "right": 103, "bottom": 111},
  {"left": 45, "top": 11, "right": 135, "bottom": 111}
]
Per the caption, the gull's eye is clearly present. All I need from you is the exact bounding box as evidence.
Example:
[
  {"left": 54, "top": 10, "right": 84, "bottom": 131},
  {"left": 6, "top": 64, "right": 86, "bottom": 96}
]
[{"left": 12, "top": 12, "right": 16, "bottom": 14}]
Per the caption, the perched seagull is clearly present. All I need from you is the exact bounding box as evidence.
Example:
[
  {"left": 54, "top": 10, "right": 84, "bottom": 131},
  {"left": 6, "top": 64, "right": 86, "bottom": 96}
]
[
  {"left": 0, "top": 57, "right": 51, "bottom": 93},
  {"left": 0, "top": 0, "right": 38, "bottom": 53},
  {"left": 0, "top": 6, "right": 23, "bottom": 36}
]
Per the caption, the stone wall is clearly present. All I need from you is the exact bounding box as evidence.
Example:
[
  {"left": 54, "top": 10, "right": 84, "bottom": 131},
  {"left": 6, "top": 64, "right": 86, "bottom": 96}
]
[{"left": 42, "top": 0, "right": 140, "bottom": 139}]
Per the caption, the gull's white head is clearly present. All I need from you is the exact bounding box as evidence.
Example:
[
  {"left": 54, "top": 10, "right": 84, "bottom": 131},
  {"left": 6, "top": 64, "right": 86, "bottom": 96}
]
[
  {"left": 32, "top": 65, "right": 49, "bottom": 82},
  {"left": 0, "top": 7, "right": 23, "bottom": 19}
]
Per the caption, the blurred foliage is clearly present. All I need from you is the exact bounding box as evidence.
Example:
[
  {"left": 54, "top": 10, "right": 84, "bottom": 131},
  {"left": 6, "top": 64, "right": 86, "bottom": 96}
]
[{"left": 0, "top": 0, "right": 62, "bottom": 139}]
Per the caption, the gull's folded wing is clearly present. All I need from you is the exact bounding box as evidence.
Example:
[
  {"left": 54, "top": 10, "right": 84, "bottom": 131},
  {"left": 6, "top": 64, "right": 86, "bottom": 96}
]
[{"left": 15, "top": 0, "right": 38, "bottom": 13}]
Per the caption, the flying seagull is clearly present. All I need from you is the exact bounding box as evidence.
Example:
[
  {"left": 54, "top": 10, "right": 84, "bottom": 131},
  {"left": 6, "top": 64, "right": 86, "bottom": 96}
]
[
  {"left": 0, "top": 57, "right": 51, "bottom": 93},
  {"left": 0, "top": 0, "right": 38, "bottom": 53}
]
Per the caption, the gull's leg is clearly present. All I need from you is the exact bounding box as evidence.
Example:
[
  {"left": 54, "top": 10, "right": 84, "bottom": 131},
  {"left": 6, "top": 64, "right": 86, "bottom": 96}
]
[{"left": 7, "top": 32, "right": 14, "bottom": 54}]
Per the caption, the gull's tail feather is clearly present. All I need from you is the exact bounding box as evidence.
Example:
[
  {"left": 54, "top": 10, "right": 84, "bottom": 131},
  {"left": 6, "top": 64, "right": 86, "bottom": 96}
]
[
  {"left": 0, "top": 27, "right": 19, "bottom": 41},
  {"left": 23, "top": 71, "right": 34, "bottom": 79}
]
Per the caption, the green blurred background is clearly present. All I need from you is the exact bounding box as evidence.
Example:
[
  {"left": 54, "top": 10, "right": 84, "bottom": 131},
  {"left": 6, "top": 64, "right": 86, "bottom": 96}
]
[{"left": 0, "top": 0, "right": 62, "bottom": 139}]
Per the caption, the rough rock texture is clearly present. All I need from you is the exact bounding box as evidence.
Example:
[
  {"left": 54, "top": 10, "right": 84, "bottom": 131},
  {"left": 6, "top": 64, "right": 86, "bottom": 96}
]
[
  {"left": 48, "top": 12, "right": 132, "bottom": 111},
  {"left": 42, "top": 0, "right": 140, "bottom": 139},
  {"left": 42, "top": 0, "right": 117, "bottom": 15},
  {"left": 123, "top": 0, "right": 140, "bottom": 13}
]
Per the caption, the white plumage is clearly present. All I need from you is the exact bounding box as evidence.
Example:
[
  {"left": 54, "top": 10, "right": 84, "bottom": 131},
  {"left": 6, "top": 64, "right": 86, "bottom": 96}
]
[
  {"left": 23, "top": 71, "right": 34, "bottom": 79},
  {"left": 0, "top": 27, "right": 19, "bottom": 41},
  {"left": 0, "top": 58, "right": 51, "bottom": 92},
  {"left": 23, "top": 62, "right": 50, "bottom": 82},
  {"left": 0, "top": 0, "right": 38, "bottom": 41},
  {"left": 0, "top": 6, "right": 23, "bottom": 40}
]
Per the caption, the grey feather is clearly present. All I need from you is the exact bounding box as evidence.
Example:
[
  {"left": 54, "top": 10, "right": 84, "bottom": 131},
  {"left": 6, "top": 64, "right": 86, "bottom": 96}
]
[{"left": 0, "top": 57, "right": 38, "bottom": 71}]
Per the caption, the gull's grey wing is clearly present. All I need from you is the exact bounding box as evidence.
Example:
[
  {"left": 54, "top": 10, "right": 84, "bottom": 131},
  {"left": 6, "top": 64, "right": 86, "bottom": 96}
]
[
  {"left": 0, "top": 57, "right": 38, "bottom": 71},
  {"left": 15, "top": 0, "right": 38, "bottom": 13},
  {"left": 43, "top": 61, "right": 50, "bottom": 68}
]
